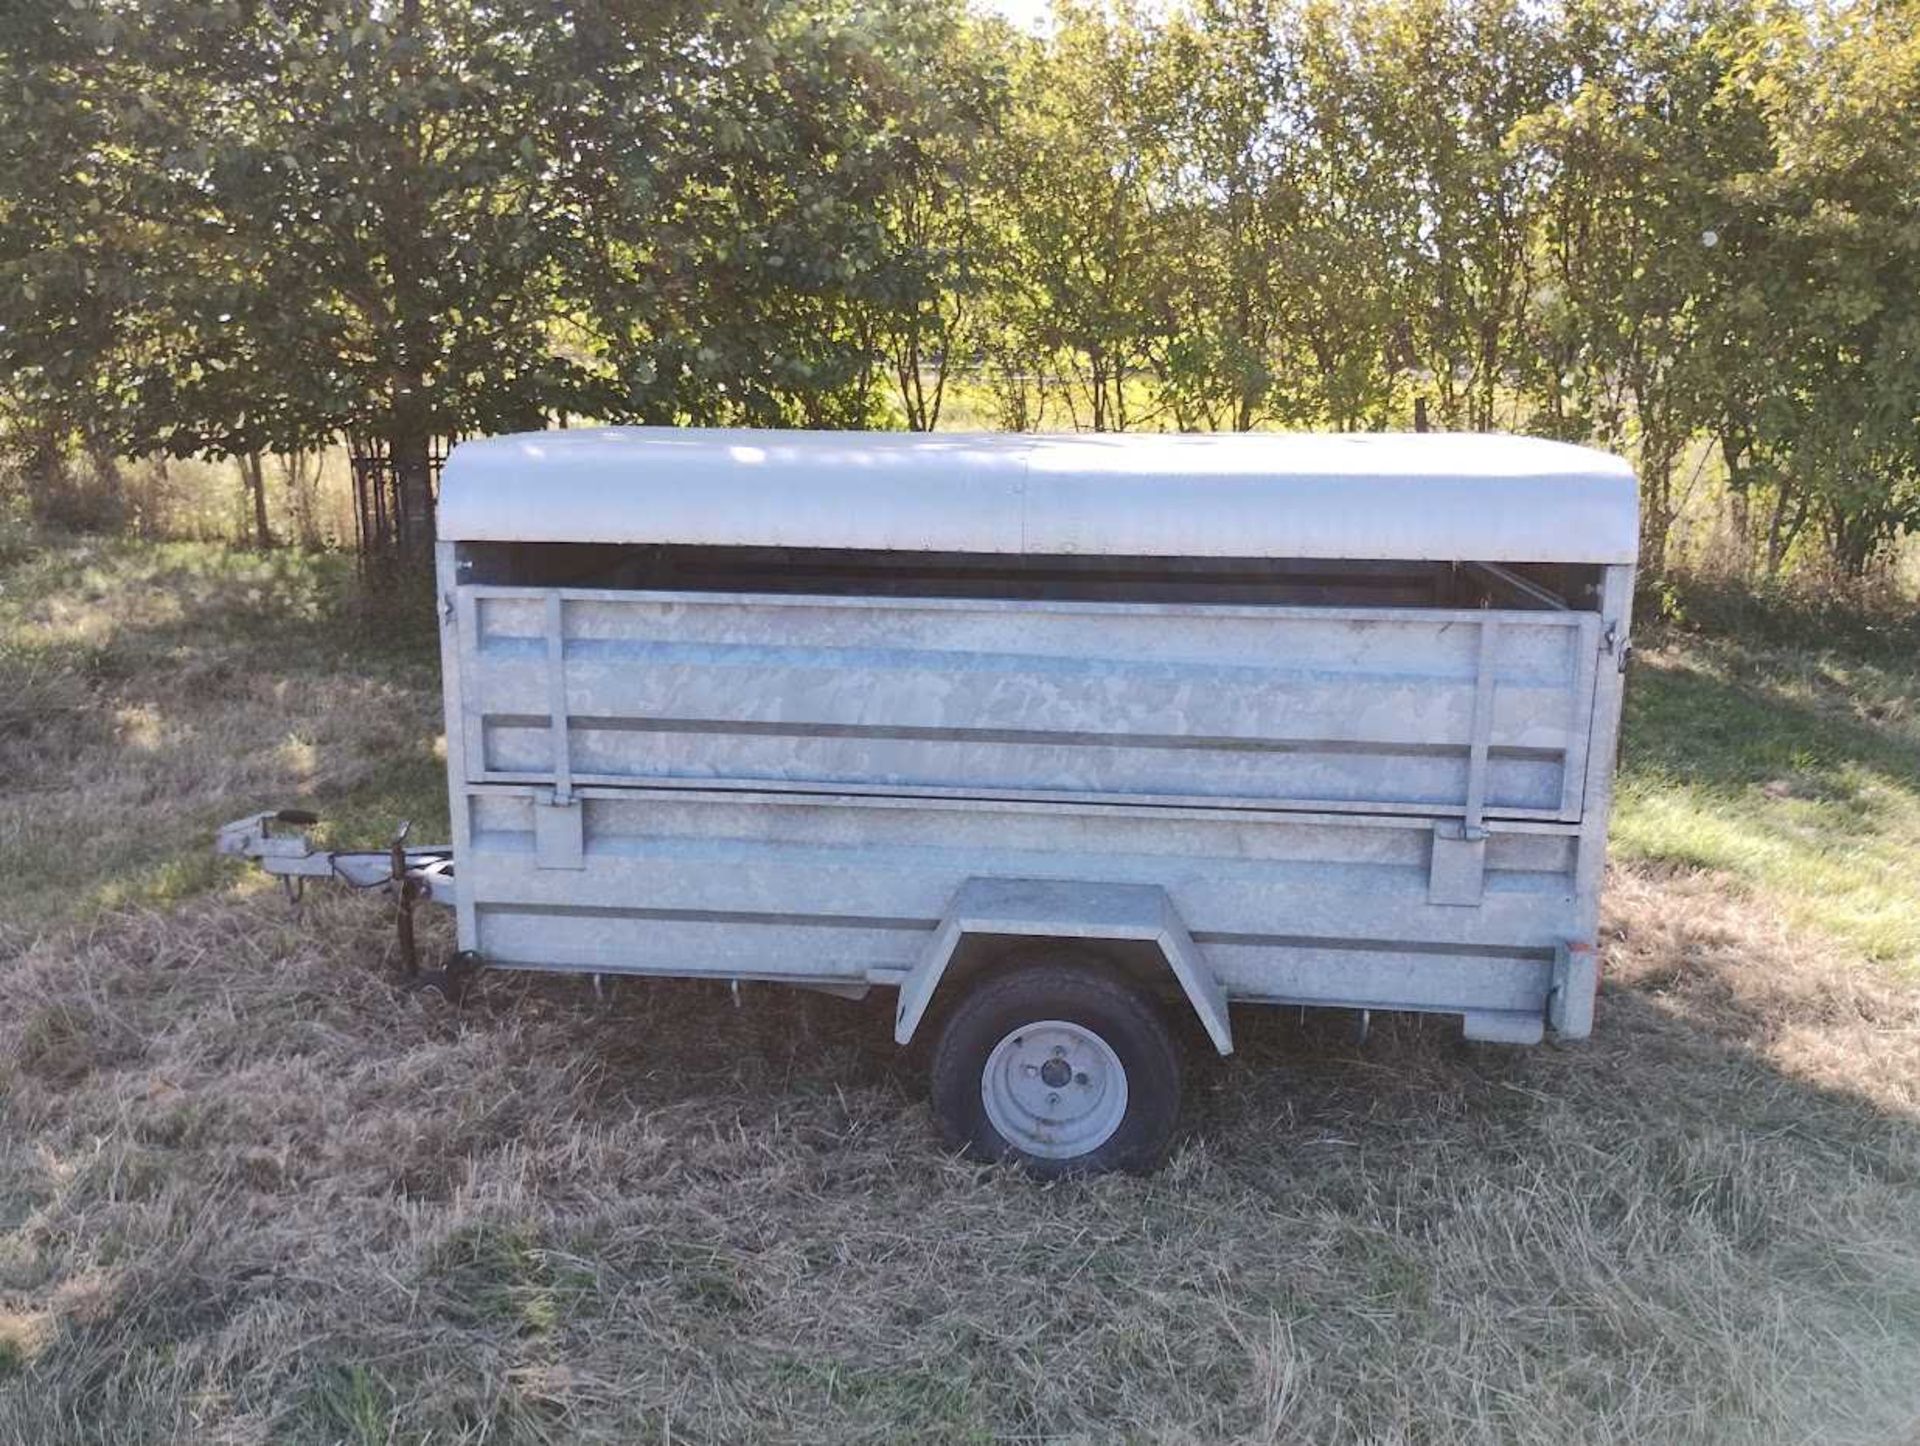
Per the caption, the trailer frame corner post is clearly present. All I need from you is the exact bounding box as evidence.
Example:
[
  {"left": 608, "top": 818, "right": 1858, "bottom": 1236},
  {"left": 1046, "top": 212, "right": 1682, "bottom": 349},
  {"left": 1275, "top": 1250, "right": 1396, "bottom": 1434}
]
[
  {"left": 436, "top": 539, "right": 480, "bottom": 954},
  {"left": 1570, "top": 560, "right": 1638, "bottom": 952},
  {"left": 1548, "top": 939, "right": 1600, "bottom": 1039}
]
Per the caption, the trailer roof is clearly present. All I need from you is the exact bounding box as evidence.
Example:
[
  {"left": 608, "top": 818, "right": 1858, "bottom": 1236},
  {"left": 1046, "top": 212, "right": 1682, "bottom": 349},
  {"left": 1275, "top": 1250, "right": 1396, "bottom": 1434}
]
[{"left": 438, "top": 427, "right": 1639, "bottom": 565}]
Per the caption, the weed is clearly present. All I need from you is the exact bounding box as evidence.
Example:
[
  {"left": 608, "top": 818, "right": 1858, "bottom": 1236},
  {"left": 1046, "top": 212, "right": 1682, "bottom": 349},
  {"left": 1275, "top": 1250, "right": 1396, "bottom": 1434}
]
[{"left": 302, "top": 1362, "right": 395, "bottom": 1445}]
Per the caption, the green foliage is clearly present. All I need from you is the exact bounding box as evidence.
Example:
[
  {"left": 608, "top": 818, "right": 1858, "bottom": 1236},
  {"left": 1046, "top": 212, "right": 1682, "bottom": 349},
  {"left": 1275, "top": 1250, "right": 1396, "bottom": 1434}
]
[
  {"left": 1703, "top": 1, "right": 1920, "bottom": 576},
  {"left": 555, "top": 1, "right": 977, "bottom": 429},
  {"left": 995, "top": 2, "right": 1175, "bottom": 433},
  {"left": 2, "top": 0, "right": 1918, "bottom": 575}
]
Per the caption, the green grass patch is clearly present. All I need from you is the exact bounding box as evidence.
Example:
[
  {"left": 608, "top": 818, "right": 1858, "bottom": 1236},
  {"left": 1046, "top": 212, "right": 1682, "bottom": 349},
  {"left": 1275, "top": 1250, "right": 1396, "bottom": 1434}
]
[
  {"left": 422, "top": 1220, "right": 604, "bottom": 1338},
  {"left": 770, "top": 1355, "right": 993, "bottom": 1439},
  {"left": 300, "top": 1362, "right": 396, "bottom": 1446},
  {"left": 1617, "top": 634, "right": 1920, "bottom": 970}
]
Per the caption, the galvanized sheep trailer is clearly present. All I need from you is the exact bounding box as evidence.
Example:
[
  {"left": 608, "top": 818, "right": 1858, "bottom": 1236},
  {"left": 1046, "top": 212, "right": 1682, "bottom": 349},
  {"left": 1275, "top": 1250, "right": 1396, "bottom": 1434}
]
[{"left": 223, "top": 428, "right": 1638, "bottom": 1174}]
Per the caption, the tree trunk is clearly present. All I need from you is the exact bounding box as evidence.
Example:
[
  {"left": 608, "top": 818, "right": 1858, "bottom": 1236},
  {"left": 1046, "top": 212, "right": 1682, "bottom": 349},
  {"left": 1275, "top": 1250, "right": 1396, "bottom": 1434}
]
[
  {"left": 23, "top": 429, "right": 69, "bottom": 523},
  {"left": 281, "top": 452, "right": 321, "bottom": 548},
  {"left": 242, "top": 452, "right": 272, "bottom": 550},
  {"left": 1727, "top": 485, "right": 1751, "bottom": 582},
  {"left": 1637, "top": 442, "right": 1677, "bottom": 580},
  {"left": 1764, "top": 485, "right": 1807, "bottom": 579},
  {"left": 391, "top": 428, "right": 434, "bottom": 560},
  {"left": 389, "top": 365, "right": 434, "bottom": 560},
  {"left": 386, "top": 0, "right": 435, "bottom": 563}
]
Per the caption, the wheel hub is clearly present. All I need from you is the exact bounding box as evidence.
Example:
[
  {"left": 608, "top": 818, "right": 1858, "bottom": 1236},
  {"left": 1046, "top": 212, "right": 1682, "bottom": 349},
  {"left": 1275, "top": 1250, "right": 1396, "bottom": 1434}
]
[{"left": 981, "top": 1020, "right": 1128, "bottom": 1160}]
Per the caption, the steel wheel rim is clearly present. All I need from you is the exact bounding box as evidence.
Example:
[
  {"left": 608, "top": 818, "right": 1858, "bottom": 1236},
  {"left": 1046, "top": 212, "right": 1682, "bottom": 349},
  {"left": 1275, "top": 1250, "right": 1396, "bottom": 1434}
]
[{"left": 981, "top": 1019, "right": 1128, "bottom": 1160}]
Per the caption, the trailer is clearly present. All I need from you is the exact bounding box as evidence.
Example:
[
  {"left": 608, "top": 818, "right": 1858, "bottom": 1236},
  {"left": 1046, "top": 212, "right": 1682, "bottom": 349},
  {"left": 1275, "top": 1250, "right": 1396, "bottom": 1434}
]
[{"left": 220, "top": 427, "right": 1638, "bottom": 1175}]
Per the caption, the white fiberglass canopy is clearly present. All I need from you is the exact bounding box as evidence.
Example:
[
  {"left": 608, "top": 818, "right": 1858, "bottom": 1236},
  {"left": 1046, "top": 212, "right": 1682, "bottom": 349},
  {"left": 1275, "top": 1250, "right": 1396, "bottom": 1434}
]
[{"left": 438, "top": 427, "right": 1640, "bottom": 565}]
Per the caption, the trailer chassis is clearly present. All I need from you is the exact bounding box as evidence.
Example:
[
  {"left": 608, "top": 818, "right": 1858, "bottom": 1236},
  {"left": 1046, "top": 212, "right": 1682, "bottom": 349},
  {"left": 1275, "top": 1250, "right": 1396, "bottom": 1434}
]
[{"left": 215, "top": 810, "right": 475, "bottom": 996}]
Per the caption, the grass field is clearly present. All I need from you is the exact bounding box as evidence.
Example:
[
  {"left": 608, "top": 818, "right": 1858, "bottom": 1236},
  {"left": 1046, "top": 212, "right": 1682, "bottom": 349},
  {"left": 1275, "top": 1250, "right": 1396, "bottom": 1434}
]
[{"left": 2, "top": 531, "right": 1918, "bottom": 1444}]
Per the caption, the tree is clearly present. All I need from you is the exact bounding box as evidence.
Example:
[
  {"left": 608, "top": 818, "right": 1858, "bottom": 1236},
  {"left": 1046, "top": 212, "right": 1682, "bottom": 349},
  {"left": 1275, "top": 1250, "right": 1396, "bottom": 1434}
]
[
  {"left": 549, "top": 0, "right": 1004, "bottom": 433},
  {"left": 997, "top": 2, "right": 1172, "bottom": 432},
  {"left": 136, "top": 0, "right": 604, "bottom": 554},
  {"left": 1283, "top": 0, "right": 1428, "bottom": 429},
  {"left": 1377, "top": 0, "right": 1560, "bottom": 433},
  {"left": 1149, "top": 0, "right": 1291, "bottom": 431},
  {"left": 0, "top": 0, "right": 145, "bottom": 525},
  {"left": 1524, "top": 0, "right": 1767, "bottom": 574},
  {"left": 1703, "top": 0, "right": 1920, "bottom": 576},
  {"left": 1, "top": 0, "right": 621, "bottom": 555},
  {"left": 868, "top": 6, "right": 1015, "bottom": 432}
]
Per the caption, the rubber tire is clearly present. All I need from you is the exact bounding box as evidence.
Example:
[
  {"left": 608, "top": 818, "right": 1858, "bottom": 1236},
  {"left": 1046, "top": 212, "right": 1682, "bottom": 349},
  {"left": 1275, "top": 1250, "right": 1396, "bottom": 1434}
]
[{"left": 929, "top": 958, "right": 1183, "bottom": 1177}]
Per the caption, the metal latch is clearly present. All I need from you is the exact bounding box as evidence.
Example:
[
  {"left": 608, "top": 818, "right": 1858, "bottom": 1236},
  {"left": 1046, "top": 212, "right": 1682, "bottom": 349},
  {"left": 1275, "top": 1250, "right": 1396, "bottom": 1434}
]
[
  {"left": 532, "top": 789, "right": 584, "bottom": 870},
  {"left": 1429, "top": 820, "right": 1487, "bottom": 906}
]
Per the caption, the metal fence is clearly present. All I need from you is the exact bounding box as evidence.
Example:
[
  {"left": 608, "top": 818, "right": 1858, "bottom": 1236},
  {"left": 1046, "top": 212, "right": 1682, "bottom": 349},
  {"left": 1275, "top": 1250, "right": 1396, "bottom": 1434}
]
[{"left": 347, "top": 435, "right": 451, "bottom": 564}]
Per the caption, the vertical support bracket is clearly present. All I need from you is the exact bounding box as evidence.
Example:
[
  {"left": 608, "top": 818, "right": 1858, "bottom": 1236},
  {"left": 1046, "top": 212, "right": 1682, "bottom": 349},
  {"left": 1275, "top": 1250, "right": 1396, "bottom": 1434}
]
[
  {"left": 1431, "top": 614, "right": 1497, "bottom": 906},
  {"left": 533, "top": 796, "right": 585, "bottom": 870},
  {"left": 535, "top": 591, "right": 584, "bottom": 870},
  {"left": 1462, "top": 614, "right": 1499, "bottom": 838},
  {"left": 544, "top": 592, "right": 573, "bottom": 806}
]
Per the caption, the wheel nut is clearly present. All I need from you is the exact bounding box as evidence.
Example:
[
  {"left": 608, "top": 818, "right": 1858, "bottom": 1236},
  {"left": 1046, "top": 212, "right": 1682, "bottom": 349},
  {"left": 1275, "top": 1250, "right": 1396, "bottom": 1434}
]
[
  {"left": 1047, "top": 1092, "right": 1060, "bottom": 1106},
  {"left": 1075, "top": 1072, "right": 1089, "bottom": 1086},
  {"left": 1024, "top": 1064, "right": 1038, "bottom": 1077}
]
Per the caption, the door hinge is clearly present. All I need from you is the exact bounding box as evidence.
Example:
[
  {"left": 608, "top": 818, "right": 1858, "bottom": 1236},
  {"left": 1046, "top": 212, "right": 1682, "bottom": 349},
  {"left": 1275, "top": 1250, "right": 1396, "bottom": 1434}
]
[{"left": 1603, "top": 623, "right": 1633, "bottom": 673}]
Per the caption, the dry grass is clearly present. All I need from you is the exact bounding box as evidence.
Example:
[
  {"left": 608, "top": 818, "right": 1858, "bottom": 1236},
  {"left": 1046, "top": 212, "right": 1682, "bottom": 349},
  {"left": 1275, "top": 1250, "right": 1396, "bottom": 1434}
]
[
  {"left": 3, "top": 532, "right": 1919, "bottom": 1443},
  {"left": 0, "top": 534, "right": 444, "bottom": 943}
]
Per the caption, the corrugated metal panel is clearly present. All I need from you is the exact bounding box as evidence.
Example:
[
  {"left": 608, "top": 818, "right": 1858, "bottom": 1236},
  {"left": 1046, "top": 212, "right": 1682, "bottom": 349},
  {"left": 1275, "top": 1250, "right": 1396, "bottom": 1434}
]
[
  {"left": 457, "top": 588, "right": 1602, "bottom": 822},
  {"left": 428, "top": 539, "right": 1636, "bottom": 1040},
  {"left": 457, "top": 789, "right": 1576, "bottom": 1020}
]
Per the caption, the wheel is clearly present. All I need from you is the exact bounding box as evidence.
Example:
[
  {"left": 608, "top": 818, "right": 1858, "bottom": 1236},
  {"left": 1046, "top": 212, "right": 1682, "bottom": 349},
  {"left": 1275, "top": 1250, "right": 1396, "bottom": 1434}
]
[{"left": 929, "top": 957, "right": 1183, "bottom": 1177}]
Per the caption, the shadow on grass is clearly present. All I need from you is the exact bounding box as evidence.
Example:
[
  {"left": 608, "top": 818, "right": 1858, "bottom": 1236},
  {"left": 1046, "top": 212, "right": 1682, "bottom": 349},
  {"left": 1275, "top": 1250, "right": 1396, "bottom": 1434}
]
[
  {"left": 1616, "top": 652, "right": 1920, "bottom": 967},
  {"left": 1, "top": 532, "right": 439, "bottom": 679},
  {"left": 0, "top": 534, "right": 448, "bottom": 939},
  {"left": 1641, "top": 573, "right": 1920, "bottom": 669},
  {"left": 1623, "top": 655, "right": 1920, "bottom": 800}
]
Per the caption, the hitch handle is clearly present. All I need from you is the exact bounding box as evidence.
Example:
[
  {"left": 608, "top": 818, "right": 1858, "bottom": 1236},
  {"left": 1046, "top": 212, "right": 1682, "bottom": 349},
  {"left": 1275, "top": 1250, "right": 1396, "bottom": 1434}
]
[{"left": 391, "top": 820, "right": 418, "bottom": 976}]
